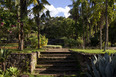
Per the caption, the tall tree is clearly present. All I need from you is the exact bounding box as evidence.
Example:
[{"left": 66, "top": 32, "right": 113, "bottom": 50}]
[
  {"left": 104, "top": 0, "right": 116, "bottom": 51},
  {"left": 69, "top": 0, "right": 81, "bottom": 39},
  {"left": 15, "top": 0, "right": 27, "bottom": 50},
  {"left": 32, "top": 0, "right": 50, "bottom": 49},
  {"left": 15, "top": 0, "right": 50, "bottom": 50}
]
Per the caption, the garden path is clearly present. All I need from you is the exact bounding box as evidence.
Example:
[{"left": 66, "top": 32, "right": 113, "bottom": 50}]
[{"left": 34, "top": 48, "right": 79, "bottom": 76}]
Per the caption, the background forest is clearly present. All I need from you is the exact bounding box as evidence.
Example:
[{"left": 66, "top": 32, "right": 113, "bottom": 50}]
[{"left": 0, "top": 0, "right": 116, "bottom": 50}]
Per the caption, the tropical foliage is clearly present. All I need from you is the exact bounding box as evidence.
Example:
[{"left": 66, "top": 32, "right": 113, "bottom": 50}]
[
  {"left": 0, "top": 0, "right": 116, "bottom": 49},
  {"left": 86, "top": 53, "right": 116, "bottom": 77},
  {"left": 28, "top": 34, "right": 48, "bottom": 48}
]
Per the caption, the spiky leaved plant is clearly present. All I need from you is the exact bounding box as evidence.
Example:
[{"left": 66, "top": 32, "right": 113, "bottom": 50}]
[{"left": 86, "top": 53, "right": 116, "bottom": 77}]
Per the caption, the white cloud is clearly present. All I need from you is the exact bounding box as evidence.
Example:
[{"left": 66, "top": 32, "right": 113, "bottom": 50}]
[{"left": 45, "top": 5, "right": 70, "bottom": 18}]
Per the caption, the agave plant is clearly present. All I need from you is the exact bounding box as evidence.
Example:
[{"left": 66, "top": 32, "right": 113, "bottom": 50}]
[{"left": 86, "top": 53, "right": 116, "bottom": 77}]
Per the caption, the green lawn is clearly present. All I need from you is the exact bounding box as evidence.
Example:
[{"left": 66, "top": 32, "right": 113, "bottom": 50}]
[{"left": 70, "top": 49, "right": 116, "bottom": 54}]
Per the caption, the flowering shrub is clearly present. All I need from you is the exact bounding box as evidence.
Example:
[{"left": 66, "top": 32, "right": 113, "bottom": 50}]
[{"left": 1, "top": 22, "right": 4, "bottom": 26}]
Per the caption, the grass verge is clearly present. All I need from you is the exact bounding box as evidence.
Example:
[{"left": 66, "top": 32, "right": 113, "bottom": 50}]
[{"left": 70, "top": 49, "right": 116, "bottom": 54}]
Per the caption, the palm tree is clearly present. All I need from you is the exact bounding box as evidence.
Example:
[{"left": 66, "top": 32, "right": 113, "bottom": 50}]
[
  {"left": 32, "top": 0, "right": 50, "bottom": 49},
  {"left": 69, "top": 0, "right": 81, "bottom": 40},
  {"left": 15, "top": 0, "right": 50, "bottom": 50}
]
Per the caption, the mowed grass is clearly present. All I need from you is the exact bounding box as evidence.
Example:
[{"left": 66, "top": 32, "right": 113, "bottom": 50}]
[{"left": 70, "top": 49, "right": 116, "bottom": 54}]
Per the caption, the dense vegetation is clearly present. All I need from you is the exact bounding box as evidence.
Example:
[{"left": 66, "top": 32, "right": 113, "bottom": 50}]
[
  {"left": 0, "top": 0, "right": 116, "bottom": 50},
  {"left": 0, "top": 0, "right": 116, "bottom": 77}
]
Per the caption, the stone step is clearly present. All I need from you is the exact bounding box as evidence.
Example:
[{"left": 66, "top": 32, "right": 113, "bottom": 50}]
[
  {"left": 40, "top": 52, "right": 75, "bottom": 54},
  {"left": 34, "top": 68, "right": 78, "bottom": 73},
  {"left": 40, "top": 54, "right": 73, "bottom": 57},
  {"left": 38, "top": 57, "right": 75, "bottom": 61},
  {"left": 36, "top": 66, "right": 78, "bottom": 69},
  {"left": 34, "top": 70, "right": 78, "bottom": 76},
  {"left": 36, "top": 64, "right": 78, "bottom": 69},
  {"left": 36, "top": 63, "right": 78, "bottom": 67},
  {"left": 40, "top": 56, "right": 74, "bottom": 58},
  {"left": 33, "top": 73, "right": 78, "bottom": 76},
  {"left": 35, "top": 50, "right": 79, "bottom": 76},
  {"left": 38, "top": 60, "right": 77, "bottom": 64}
]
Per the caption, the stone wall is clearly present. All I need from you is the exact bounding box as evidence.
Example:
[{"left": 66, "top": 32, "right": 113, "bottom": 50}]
[
  {"left": 30, "top": 52, "right": 37, "bottom": 73},
  {"left": 6, "top": 52, "right": 37, "bottom": 73}
]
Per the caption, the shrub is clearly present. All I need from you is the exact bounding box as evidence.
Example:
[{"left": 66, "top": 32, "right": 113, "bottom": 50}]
[
  {"left": 113, "top": 43, "right": 116, "bottom": 47},
  {"left": 0, "top": 49, "right": 11, "bottom": 62},
  {"left": 62, "top": 37, "right": 83, "bottom": 48},
  {"left": 29, "top": 34, "right": 48, "bottom": 48},
  {"left": 76, "top": 37, "right": 83, "bottom": 47},
  {"left": 102, "top": 42, "right": 111, "bottom": 47},
  {"left": 90, "top": 36, "right": 99, "bottom": 47},
  {"left": 63, "top": 38, "right": 75, "bottom": 47},
  {"left": 0, "top": 67, "right": 20, "bottom": 77}
]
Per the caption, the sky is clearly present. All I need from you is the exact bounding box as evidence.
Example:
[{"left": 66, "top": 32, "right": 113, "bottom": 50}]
[
  {"left": 45, "top": 0, "right": 72, "bottom": 18},
  {"left": 28, "top": 0, "right": 72, "bottom": 18}
]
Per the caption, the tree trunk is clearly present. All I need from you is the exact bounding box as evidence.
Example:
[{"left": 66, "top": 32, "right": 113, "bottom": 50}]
[
  {"left": 20, "top": 23, "right": 24, "bottom": 50},
  {"left": 18, "top": 0, "right": 27, "bottom": 50},
  {"left": 83, "top": 23, "right": 85, "bottom": 49},
  {"left": 100, "top": 25, "right": 102, "bottom": 50},
  {"left": 89, "top": 23, "right": 91, "bottom": 38},
  {"left": 18, "top": 0, "right": 21, "bottom": 50},
  {"left": 104, "top": 0, "right": 108, "bottom": 51},
  {"left": 2, "top": 62, "right": 6, "bottom": 71},
  {"left": 18, "top": 25, "right": 21, "bottom": 50},
  {"left": 36, "top": 14, "right": 40, "bottom": 49},
  {"left": 75, "top": 19, "right": 78, "bottom": 40},
  {"left": 86, "top": 23, "right": 89, "bottom": 44}
]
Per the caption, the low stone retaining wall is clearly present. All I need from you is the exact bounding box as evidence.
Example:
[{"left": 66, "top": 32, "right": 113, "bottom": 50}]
[{"left": 6, "top": 52, "right": 37, "bottom": 73}]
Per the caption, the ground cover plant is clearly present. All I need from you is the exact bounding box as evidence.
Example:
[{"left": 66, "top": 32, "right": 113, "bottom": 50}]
[{"left": 0, "top": 67, "right": 20, "bottom": 77}]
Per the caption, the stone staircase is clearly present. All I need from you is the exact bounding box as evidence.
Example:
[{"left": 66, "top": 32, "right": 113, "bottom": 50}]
[{"left": 34, "top": 49, "right": 79, "bottom": 76}]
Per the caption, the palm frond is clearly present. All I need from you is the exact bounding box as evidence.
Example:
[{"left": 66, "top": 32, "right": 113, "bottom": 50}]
[
  {"left": 46, "top": 10, "right": 51, "bottom": 18},
  {"left": 15, "top": 0, "right": 20, "bottom": 6},
  {"left": 33, "top": 0, "right": 38, "bottom": 5},
  {"left": 41, "top": 0, "right": 50, "bottom": 5}
]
